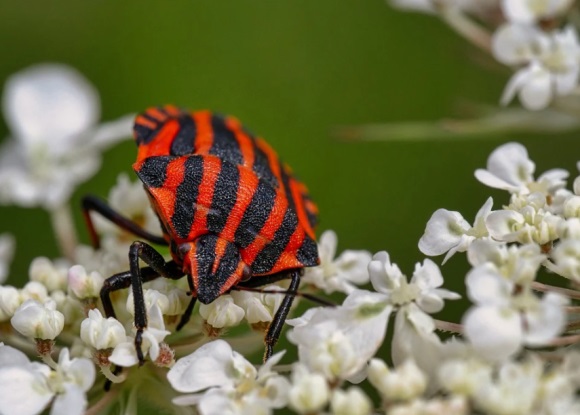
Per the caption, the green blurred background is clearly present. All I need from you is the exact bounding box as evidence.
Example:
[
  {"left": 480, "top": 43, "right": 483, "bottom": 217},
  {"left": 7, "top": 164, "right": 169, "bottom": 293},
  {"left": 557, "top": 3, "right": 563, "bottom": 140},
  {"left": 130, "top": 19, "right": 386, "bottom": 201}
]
[{"left": 0, "top": 1, "right": 578, "bottom": 321}]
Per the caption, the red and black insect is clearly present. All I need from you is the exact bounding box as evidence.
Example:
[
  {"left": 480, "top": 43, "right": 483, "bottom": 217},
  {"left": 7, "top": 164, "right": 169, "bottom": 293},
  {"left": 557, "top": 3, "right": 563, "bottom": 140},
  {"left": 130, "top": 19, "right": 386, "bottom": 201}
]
[{"left": 83, "top": 105, "right": 319, "bottom": 365}]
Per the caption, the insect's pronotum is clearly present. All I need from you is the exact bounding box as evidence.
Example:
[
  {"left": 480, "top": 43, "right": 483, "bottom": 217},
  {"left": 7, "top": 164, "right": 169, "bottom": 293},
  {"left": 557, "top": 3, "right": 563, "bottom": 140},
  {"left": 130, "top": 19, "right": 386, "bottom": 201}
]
[{"left": 83, "top": 105, "right": 320, "bottom": 372}]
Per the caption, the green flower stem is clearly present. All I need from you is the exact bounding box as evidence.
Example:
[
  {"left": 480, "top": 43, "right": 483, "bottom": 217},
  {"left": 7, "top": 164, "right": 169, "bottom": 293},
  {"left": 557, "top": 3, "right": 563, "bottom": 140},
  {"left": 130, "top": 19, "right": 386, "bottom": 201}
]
[{"left": 440, "top": 8, "right": 491, "bottom": 53}]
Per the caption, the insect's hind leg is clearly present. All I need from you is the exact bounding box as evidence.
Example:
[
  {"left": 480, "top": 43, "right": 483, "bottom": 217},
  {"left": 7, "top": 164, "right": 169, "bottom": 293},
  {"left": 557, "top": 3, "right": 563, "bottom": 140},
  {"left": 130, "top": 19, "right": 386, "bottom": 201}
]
[
  {"left": 82, "top": 195, "right": 168, "bottom": 249},
  {"left": 263, "top": 270, "right": 300, "bottom": 362},
  {"left": 236, "top": 269, "right": 302, "bottom": 362}
]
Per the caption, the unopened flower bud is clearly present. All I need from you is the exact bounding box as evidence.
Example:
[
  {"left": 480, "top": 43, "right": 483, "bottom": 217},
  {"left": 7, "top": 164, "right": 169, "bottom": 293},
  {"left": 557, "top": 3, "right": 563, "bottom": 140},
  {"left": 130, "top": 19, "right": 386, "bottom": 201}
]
[
  {"left": 11, "top": 299, "right": 64, "bottom": 340},
  {"left": 368, "top": 358, "right": 427, "bottom": 401},
  {"left": 288, "top": 364, "right": 330, "bottom": 414},
  {"left": 0, "top": 285, "right": 22, "bottom": 318},
  {"left": 29, "top": 257, "right": 68, "bottom": 292},
  {"left": 331, "top": 387, "right": 372, "bottom": 415},
  {"left": 80, "top": 309, "right": 126, "bottom": 350},
  {"left": 68, "top": 265, "right": 104, "bottom": 300},
  {"left": 199, "top": 295, "right": 244, "bottom": 328}
]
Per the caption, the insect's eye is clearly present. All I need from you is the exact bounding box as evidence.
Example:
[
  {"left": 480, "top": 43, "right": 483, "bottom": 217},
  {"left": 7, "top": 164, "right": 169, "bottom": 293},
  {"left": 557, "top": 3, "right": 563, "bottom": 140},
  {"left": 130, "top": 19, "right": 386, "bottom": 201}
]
[{"left": 241, "top": 265, "right": 252, "bottom": 282}]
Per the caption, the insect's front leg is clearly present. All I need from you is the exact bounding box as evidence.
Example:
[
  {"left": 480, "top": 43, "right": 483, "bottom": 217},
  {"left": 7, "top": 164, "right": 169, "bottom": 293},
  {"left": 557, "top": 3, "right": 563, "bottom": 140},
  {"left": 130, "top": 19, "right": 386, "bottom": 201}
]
[{"left": 127, "top": 241, "right": 183, "bottom": 365}]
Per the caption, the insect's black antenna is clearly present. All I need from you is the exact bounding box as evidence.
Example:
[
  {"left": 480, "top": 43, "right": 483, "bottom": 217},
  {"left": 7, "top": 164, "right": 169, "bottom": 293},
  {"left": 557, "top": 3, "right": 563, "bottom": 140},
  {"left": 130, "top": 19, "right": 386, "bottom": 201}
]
[{"left": 231, "top": 285, "right": 337, "bottom": 307}]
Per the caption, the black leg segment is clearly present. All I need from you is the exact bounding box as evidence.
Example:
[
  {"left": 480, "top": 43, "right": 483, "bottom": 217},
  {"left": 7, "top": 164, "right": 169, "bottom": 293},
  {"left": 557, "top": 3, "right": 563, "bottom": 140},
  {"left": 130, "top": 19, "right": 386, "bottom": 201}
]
[{"left": 82, "top": 195, "right": 168, "bottom": 249}]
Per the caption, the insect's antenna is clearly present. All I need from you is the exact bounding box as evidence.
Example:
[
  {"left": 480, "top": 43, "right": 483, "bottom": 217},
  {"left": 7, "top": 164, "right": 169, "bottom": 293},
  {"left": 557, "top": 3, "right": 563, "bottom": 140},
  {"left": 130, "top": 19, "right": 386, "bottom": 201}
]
[{"left": 231, "top": 286, "right": 337, "bottom": 307}]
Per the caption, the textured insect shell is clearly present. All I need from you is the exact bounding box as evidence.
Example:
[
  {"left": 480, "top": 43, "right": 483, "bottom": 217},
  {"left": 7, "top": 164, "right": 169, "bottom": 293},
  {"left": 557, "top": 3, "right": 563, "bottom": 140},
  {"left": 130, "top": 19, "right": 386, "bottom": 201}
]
[{"left": 134, "top": 153, "right": 319, "bottom": 277}]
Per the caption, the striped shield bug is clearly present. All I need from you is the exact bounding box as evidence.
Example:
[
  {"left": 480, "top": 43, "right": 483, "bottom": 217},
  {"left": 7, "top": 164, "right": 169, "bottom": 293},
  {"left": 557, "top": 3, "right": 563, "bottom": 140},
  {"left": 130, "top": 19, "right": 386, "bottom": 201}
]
[{"left": 83, "top": 105, "right": 320, "bottom": 366}]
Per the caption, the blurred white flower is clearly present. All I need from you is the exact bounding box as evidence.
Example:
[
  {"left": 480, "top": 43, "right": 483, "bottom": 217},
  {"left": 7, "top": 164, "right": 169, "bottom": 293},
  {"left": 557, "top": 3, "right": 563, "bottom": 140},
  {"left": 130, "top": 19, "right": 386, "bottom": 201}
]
[
  {"left": 288, "top": 364, "right": 330, "bottom": 414},
  {"left": 467, "top": 239, "right": 544, "bottom": 285},
  {"left": 368, "top": 358, "right": 427, "bottom": 402},
  {"left": 330, "top": 387, "right": 372, "bottom": 415},
  {"left": 0, "top": 233, "right": 14, "bottom": 284},
  {"left": 168, "top": 339, "right": 289, "bottom": 415},
  {"left": 501, "top": 0, "right": 573, "bottom": 23},
  {"left": 0, "top": 63, "right": 133, "bottom": 208},
  {"left": 419, "top": 198, "right": 492, "bottom": 264},
  {"left": 302, "top": 230, "right": 371, "bottom": 294},
  {"left": 28, "top": 256, "right": 68, "bottom": 293},
  {"left": 475, "top": 142, "right": 568, "bottom": 195},
  {"left": 0, "top": 344, "right": 95, "bottom": 415},
  {"left": 492, "top": 24, "right": 580, "bottom": 110},
  {"left": 463, "top": 265, "right": 568, "bottom": 361}
]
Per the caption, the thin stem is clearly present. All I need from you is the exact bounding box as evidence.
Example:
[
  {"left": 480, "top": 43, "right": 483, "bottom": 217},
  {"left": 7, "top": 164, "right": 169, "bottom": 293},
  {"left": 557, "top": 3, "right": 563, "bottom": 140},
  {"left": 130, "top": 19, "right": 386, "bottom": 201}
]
[
  {"left": 49, "top": 202, "right": 78, "bottom": 261},
  {"left": 41, "top": 353, "right": 59, "bottom": 370},
  {"left": 532, "top": 281, "right": 580, "bottom": 300},
  {"left": 85, "top": 388, "right": 119, "bottom": 415},
  {"left": 440, "top": 8, "right": 492, "bottom": 53},
  {"left": 100, "top": 364, "right": 127, "bottom": 384},
  {"left": 548, "top": 334, "right": 580, "bottom": 347}
]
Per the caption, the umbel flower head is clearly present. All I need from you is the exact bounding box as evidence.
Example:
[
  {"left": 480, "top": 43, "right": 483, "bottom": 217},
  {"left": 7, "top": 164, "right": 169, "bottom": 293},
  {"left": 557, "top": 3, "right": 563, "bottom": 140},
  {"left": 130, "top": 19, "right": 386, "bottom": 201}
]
[{"left": 1, "top": 61, "right": 580, "bottom": 414}]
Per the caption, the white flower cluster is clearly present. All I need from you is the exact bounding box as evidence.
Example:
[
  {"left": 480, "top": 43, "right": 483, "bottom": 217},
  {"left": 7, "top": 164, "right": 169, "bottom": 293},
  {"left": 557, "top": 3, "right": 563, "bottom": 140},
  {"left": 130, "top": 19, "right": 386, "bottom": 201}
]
[
  {"left": 389, "top": 0, "right": 580, "bottom": 111},
  {"left": 2, "top": 62, "right": 580, "bottom": 414}
]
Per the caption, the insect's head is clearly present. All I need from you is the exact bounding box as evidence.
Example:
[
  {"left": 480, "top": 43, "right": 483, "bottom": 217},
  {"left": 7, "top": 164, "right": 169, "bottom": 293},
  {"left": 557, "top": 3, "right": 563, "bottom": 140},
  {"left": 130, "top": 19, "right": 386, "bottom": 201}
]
[{"left": 179, "top": 234, "right": 251, "bottom": 304}]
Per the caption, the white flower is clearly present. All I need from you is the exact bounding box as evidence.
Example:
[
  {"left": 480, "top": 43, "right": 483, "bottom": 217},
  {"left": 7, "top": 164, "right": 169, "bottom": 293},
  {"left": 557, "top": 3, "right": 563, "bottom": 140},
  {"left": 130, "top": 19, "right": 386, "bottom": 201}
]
[
  {"left": 126, "top": 285, "right": 188, "bottom": 317},
  {"left": 463, "top": 265, "right": 568, "bottom": 361},
  {"left": 419, "top": 198, "right": 492, "bottom": 263},
  {"left": 230, "top": 286, "right": 284, "bottom": 325},
  {"left": 287, "top": 290, "right": 392, "bottom": 383},
  {"left": 199, "top": 295, "right": 245, "bottom": 329},
  {"left": 501, "top": 0, "right": 573, "bottom": 23},
  {"left": 330, "top": 387, "right": 372, "bottom": 415},
  {"left": 67, "top": 264, "right": 104, "bottom": 300},
  {"left": 28, "top": 256, "right": 68, "bottom": 293},
  {"left": 467, "top": 239, "right": 545, "bottom": 284},
  {"left": 0, "top": 344, "right": 95, "bottom": 415},
  {"left": 168, "top": 339, "right": 289, "bottom": 415},
  {"left": 109, "top": 304, "right": 171, "bottom": 367},
  {"left": 11, "top": 299, "right": 64, "bottom": 340},
  {"left": 439, "top": 357, "right": 493, "bottom": 396},
  {"left": 485, "top": 197, "right": 562, "bottom": 245},
  {"left": 302, "top": 230, "right": 371, "bottom": 294},
  {"left": 473, "top": 356, "right": 543, "bottom": 415},
  {"left": 368, "top": 252, "right": 460, "bottom": 313},
  {"left": 368, "top": 358, "right": 427, "bottom": 401},
  {"left": 80, "top": 309, "right": 127, "bottom": 350},
  {"left": 0, "top": 63, "right": 133, "bottom": 208},
  {"left": 475, "top": 142, "right": 568, "bottom": 194},
  {"left": 288, "top": 364, "right": 330, "bottom": 414},
  {"left": 492, "top": 24, "right": 580, "bottom": 110},
  {"left": 0, "top": 233, "right": 14, "bottom": 284}
]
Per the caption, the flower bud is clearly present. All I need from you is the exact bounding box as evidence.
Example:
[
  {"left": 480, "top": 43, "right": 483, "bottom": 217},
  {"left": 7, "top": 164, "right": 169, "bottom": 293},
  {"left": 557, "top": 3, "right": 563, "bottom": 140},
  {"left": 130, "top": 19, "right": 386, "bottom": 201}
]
[
  {"left": 11, "top": 299, "right": 64, "bottom": 339},
  {"left": 80, "top": 309, "right": 126, "bottom": 350},
  {"left": 368, "top": 358, "right": 427, "bottom": 401},
  {"left": 29, "top": 257, "right": 68, "bottom": 292},
  {"left": 0, "top": 285, "right": 22, "bottom": 319},
  {"left": 68, "top": 265, "right": 104, "bottom": 300},
  {"left": 330, "top": 387, "right": 372, "bottom": 415},
  {"left": 199, "top": 295, "right": 244, "bottom": 328},
  {"left": 288, "top": 364, "right": 330, "bottom": 414}
]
